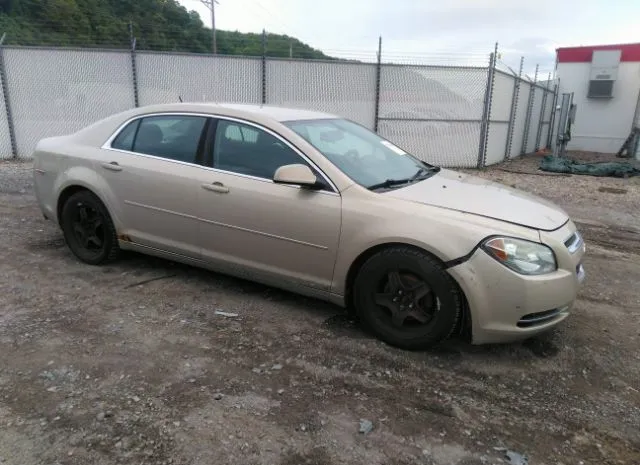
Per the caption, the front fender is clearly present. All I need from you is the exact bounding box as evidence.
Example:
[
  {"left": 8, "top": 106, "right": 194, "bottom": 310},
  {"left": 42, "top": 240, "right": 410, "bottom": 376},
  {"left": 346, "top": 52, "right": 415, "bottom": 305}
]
[{"left": 330, "top": 191, "right": 541, "bottom": 296}]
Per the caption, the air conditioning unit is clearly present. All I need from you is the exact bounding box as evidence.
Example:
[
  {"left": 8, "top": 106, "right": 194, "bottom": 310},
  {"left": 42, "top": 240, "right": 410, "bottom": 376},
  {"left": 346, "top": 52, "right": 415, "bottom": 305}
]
[{"left": 588, "top": 49, "right": 621, "bottom": 98}]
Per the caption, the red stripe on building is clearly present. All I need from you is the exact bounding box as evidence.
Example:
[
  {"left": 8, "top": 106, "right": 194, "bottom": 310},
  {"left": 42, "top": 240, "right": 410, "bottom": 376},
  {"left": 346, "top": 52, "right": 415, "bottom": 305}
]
[{"left": 557, "top": 43, "right": 640, "bottom": 63}]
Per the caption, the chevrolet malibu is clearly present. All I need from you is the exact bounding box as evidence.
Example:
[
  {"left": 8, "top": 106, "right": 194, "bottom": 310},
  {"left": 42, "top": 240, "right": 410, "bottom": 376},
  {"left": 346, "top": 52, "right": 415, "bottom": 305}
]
[{"left": 32, "top": 103, "right": 586, "bottom": 349}]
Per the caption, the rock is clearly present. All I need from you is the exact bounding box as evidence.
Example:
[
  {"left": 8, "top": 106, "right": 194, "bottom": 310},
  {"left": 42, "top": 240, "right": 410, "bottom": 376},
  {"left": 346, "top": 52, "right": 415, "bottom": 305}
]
[
  {"left": 505, "top": 450, "right": 529, "bottom": 465},
  {"left": 451, "top": 403, "right": 470, "bottom": 422},
  {"left": 271, "top": 364, "right": 283, "bottom": 370},
  {"left": 214, "top": 393, "right": 223, "bottom": 400},
  {"left": 132, "top": 396, "right": 141, "bottom": 402},
  {"left": 115, "top": 441, "right": 123, "bottom": 449},
  {"left": 97, "top": 412, "right": 106, "bottom": 421},
  {"left": 46, "top": 386, "right": 58, "bottom": 392},
  {"left": 120, "top": 437, "right": 132, "bottom": 450},
  {"left": 214, "top": 310, "right": 238, "bottom": 318},
  {"left": 359, "top": 419, "right": 373, "bottom": 434},
  {"left": 252, "top": 368, "right": 262, "bottom": 374},
  {"left": 277, "top": 389, "right": 285, "bottom": 395}
]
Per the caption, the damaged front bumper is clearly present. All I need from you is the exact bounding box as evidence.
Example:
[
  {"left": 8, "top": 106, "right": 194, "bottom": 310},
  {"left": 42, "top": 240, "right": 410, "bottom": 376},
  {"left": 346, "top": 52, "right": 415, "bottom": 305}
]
[{"left": 447, "top": 221, "right": 586, "bottom": 344}]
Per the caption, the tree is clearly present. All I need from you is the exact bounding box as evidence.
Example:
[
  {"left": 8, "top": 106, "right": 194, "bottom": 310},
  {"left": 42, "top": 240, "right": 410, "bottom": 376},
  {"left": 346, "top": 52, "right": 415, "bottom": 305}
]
[{"left": 0, "top": 0, "right": 332, "bottom": 59}]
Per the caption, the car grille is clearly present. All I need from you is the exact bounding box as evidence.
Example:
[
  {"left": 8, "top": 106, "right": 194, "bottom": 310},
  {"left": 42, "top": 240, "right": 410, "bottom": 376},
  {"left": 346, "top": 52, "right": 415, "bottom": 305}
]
[
  {"left": 517, "top": 307, "right": 568, "bottom": 328},
  {"left": 564, "top": 231, "right": 583, "bottom": 254}
]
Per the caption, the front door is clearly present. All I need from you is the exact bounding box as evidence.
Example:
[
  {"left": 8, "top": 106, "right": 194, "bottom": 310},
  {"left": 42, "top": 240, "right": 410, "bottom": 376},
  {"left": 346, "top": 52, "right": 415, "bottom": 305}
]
[{"left": 196, "top": 118, "right": 342, "bottom": 291}]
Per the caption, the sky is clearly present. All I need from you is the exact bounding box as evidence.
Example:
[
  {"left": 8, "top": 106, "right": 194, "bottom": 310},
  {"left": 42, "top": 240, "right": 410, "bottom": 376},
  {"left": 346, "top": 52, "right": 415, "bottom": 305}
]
[{"left": 179, "top": 0, "right": 640, "bottom": 76}]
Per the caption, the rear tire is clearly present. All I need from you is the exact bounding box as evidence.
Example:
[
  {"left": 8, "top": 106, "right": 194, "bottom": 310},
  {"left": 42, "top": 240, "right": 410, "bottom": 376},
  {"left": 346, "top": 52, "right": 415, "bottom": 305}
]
[
  {"left": 60, "top": 190, "right": 120, "bottom": 265},
  {"left": 353, "top": 246, "right": 461, "bottom": 350}
]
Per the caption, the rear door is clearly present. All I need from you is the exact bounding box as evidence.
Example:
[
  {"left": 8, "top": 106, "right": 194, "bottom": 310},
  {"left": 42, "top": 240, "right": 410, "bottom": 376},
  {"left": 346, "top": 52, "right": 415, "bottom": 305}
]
[
  {"left": 99, "top": 113, "right": 210, "bottom": 258},
  {"left": 195, "top": 117, "right": 342, "bottom": 291}
]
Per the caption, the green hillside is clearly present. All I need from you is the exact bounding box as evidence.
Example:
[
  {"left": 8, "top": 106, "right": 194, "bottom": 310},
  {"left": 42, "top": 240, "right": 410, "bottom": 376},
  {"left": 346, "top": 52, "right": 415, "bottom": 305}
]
[{"left": 0, "top": 0, "right": 331, "bottom": 59}]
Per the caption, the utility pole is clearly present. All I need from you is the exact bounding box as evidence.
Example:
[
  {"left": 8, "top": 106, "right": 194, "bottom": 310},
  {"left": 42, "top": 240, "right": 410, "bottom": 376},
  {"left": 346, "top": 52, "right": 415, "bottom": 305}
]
[{"left": 200, "top": 0, "right": 219, "bottom": 54}]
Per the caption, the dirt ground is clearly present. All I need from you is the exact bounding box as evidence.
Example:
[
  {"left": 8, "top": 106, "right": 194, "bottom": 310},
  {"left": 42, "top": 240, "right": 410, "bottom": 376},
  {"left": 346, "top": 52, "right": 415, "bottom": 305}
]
[{"left": 0, "top": 153, "right": 639, "bottom": 465}]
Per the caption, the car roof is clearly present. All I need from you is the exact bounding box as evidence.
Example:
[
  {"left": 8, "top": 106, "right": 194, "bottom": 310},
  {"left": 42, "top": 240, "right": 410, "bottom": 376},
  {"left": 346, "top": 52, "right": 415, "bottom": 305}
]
[{"left": 130, "top": 102, "right": 339, "bottom": 123}]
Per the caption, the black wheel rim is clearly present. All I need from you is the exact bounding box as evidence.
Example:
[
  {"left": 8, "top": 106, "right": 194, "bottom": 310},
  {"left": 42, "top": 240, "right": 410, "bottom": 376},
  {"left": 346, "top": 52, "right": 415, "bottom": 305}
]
[
  {"left": 373, "top": 270, "right": 439, "bottom": 329},
  {"left": 70, "top": 202, "right": 105, "bottom": 258}
]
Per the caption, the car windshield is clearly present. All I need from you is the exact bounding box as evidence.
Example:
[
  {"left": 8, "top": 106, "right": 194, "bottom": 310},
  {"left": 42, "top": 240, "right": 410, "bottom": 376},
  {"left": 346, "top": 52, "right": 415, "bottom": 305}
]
[{"left": 284, "top": 118, "right": 439, "bottom": 190}]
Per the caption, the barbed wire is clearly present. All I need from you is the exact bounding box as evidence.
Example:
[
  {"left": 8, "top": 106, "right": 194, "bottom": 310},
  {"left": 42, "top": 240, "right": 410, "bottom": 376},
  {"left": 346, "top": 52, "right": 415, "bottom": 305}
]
[{"left": 0, "top": 18, "right": 545, "bottom": 69}]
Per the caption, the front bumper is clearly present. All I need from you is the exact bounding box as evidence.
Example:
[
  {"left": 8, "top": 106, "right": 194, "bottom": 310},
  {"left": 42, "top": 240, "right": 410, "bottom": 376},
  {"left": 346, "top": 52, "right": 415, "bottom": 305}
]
[{"left": 448, "top": 222, "right": 586, "bottom": 344}]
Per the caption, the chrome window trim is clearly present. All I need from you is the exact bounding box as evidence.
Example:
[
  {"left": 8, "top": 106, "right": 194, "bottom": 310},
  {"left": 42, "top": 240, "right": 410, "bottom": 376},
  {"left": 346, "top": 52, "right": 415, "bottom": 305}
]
[{"left": 100, "top": 111, "right": 340, "bottom": 195}]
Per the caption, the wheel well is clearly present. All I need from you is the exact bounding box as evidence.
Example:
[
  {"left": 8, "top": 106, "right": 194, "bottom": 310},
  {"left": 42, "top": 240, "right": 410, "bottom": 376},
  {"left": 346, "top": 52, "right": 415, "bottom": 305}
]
[
  {"left": 344, "top": 242, "right": 472, "bottom": 340},
  {"left": 56, "top": 185, "right": 91, "bottom": 225}
]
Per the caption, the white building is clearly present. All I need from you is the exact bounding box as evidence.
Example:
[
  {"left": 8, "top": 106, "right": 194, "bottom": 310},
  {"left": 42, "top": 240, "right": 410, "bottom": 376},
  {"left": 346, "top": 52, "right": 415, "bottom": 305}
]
[{"left": 555, "top": 43, "right": 640, "bottom": 154}]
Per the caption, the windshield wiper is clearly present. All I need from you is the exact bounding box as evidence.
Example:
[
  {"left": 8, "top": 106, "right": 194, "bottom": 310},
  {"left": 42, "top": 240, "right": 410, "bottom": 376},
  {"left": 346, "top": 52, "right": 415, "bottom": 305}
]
[
  {"left": 410, "top": 166, "right": 435, "bottom": 181},
  {"left": 367, "top": 178, "right": 414, "bottom": 191},
  {"left": 368, "top": 166, "right": 440, "bottom": 191}
]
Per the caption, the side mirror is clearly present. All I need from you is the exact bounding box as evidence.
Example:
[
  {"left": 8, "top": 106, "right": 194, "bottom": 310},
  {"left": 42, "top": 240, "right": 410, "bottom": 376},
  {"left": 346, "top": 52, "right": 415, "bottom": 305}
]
[{"left": 273, "top": 164, "right": 320, "bottom": 189}]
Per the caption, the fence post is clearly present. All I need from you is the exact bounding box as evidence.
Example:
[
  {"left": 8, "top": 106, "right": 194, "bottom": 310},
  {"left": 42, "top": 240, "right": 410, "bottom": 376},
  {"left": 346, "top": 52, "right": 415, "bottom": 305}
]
[
  {"left": 504, "top": 56, "right": 524, "bottom": 161},
  {"left": 129, "top": 23, "right": 139, "bottom": 108},
  {"left": 0, "top": 34, "right": 17, "bottom": 159},
  {"left": 261, "top": 29, "right": 267, "bottom": 105},
  {"left": 547, "top": 82, "right": 559, "bottom": 149},
  {"left": 477, "top": 43, "right": 497, "bottom": 169},
  {"left": 535, "top": 72, "right": 551, "bottom": 150},
  {"left": 373, "top": 36, "right": 382, "bottom": 133},
  {"left": 520, "top": 64, "right": 538, "bottom": 155}
]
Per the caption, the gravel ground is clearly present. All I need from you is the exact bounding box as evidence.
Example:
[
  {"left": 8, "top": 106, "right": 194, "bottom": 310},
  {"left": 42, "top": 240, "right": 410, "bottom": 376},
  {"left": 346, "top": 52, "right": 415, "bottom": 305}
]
[{"left": 1, "top": 153, "right": 639, "bottom": 465}]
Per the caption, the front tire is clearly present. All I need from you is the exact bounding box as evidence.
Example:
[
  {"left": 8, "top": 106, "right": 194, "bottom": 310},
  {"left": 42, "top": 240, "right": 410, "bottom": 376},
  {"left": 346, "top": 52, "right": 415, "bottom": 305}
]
[
  {"left": 353, "top": 246, "right": 461, "bottom": 350},
  {"left": 60, "top": 190, "right": 120, "bottom": 265}
]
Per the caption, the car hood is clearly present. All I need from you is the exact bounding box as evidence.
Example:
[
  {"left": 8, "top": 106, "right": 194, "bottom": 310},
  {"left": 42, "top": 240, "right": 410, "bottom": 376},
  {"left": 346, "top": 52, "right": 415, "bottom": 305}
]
[{"left": 383, "top": 169, "right": 569, "bottom": 231}]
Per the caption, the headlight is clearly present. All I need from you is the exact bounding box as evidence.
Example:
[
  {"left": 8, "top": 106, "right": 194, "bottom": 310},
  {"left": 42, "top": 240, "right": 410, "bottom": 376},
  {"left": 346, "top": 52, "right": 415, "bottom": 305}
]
[{"left": 481, "top": 237, "right": 557, "bottom": 275}]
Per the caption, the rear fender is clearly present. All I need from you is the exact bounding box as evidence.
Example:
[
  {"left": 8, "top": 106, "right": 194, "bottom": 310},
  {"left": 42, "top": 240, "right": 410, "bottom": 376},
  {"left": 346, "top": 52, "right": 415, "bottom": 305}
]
[{"left": 54, "top": 164, "right": 123, "bottom": 230}]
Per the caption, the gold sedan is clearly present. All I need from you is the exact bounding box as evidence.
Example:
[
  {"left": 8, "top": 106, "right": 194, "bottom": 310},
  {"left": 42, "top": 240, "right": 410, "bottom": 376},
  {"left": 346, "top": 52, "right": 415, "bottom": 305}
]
[{"left": 32, "top": 103, "right": 586, "bottom": 349}]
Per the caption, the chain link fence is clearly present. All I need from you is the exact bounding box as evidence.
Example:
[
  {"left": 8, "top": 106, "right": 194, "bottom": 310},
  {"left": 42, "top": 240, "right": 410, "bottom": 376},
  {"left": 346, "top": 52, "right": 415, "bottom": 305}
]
[
  {"left": 267, "top": 58, "right": 377, "bottom": 129},
  {"left": 0, "top": 44, "right": 557, "bottom": 167},
  {"left": 137, "top": 52, "right": 262, "bottom": 105},
  {"left": 378, "top": 65, "right": 488, "bottom": 167},
  {"left": 485, "top": 70, "right": 513, "bottom": 166},
  {"left": 1, "top": 47, "right": 133, "bottom": 157}
]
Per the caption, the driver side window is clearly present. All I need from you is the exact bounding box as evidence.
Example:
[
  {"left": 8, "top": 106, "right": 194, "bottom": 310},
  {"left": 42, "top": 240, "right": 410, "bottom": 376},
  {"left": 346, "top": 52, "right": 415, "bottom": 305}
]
[{"left": 212, "top": 119, "right": 308, "bottom": 180}]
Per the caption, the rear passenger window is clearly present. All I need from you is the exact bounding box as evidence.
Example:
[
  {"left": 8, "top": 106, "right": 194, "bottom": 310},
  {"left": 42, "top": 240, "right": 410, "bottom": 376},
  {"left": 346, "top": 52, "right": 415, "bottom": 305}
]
[
  {"left": 111, "top": 119, "right": 139, "bottom": 151},
  {"left": 113, "top": 115, "right": 207, "bottom": 164}
]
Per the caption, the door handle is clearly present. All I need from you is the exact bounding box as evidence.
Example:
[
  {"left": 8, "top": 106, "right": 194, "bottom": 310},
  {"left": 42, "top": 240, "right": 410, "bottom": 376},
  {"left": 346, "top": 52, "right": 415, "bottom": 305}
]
[
  {"left": 201, "top": 181, "right": 229, "bottom": 194},
  {"left": 101, "top": 161, "right": 122, "bottom": 172}
]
